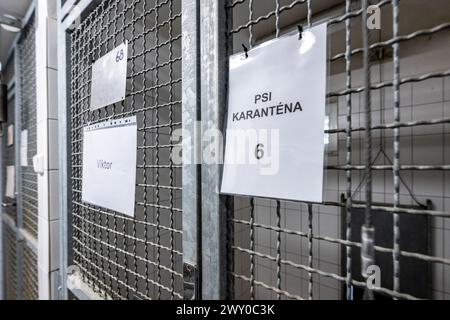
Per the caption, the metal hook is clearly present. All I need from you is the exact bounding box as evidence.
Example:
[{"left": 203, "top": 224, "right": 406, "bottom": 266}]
[
  {"left": 297, "top": 25, "right": 303, "bottom": 40},
  {"left": 242, "top": 44, "right": 249, "bottom": 58}
]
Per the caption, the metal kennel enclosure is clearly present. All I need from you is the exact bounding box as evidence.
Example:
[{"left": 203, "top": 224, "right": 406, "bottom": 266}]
[
  {"left": 58, "top": 0, "right": 450, "bottom": 300},
  {"left": 1, "top": 2, "right": 39, "bottom": 300},
  {"left": 1, "top": 58, "right": 18, "bottom": 301},
  {"left": 58, "top": 0, "right": 185, "bottom": 300}
]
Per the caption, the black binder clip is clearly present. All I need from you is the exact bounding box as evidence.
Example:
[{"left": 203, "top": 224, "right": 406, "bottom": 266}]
[
  {"left": 242, "top": 44, "right": 249, "bottom": 58},
  {"left": 298, "top": 25, "right": 303, "bottom": 40}
]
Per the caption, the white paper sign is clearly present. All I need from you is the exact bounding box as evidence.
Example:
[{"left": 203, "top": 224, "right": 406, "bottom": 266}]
[
  {"left": 91, "top": 42, "right": 128, "bottom": 111},
  {"left": 221, "top": 23, "right": 327, "bottom": 202},
  {"left": 7, "top": 124, "right": 14, "bottom": 146},
  {"left": 21, "top": 130, "right": 28, "bottom": 167},
  {"left": 82, "top": 116, "right": 137, "bottom": 216},
  {"left": 5, "top": 165, "right": 15, "bottom": 199}
]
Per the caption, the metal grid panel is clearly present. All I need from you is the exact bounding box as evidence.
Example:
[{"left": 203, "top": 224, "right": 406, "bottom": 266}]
[
  {"left": 3, "top": 94, "right": 16, "bottom": 221},
  {"left": 2, "top": 223, "right": 18, "bottom": 300},
  {"left": 21, "top": 243, "right": 38, "bottom": 300},
  {"left": 18, "top": 15, "right": 38, "bottom": 239},
  {"left": 68, "top": 0, "right": 183, "bottom": 300},
  {"left": 227, "top": 0, "right": 450, "bottom": 300}
]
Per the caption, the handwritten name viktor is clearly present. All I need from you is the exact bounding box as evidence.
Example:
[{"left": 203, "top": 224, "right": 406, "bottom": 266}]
[
  {"left": 97, "top": 160, "right": 112, "bottom": 170},
  {"left": 232, "top": 91, "right": 303, "bottom": 122}
]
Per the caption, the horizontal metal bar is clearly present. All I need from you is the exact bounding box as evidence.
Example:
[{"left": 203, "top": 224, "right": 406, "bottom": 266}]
[
  {"left": 61, "top": 0, "right": 78, "bottom": 21},
  {"left": 62, "top": 0, "right": 96, "bottom": 30},
  {"left": 71, "top": 232, "right": 183, "bottom": 279},
  {"left": 136, "top": 202, "right": 182, "bottom": 213},
  {"left": 233, "top": 247, "right": 420, "bottom": 300},
  {"left": 232, "top": 218, "right": 450, "bottom": 266},
  {"left": 72, "top": 201, "right": 182, "bottom": 233},
  {"left": 73, "top": 246, "right": 184, "bottom": 299},
  {"left": 232, "top": 273, "right": 304, "bottom": 300},
  {"left": 226, "top": 0, "right": 246, "bottom": 9},
  {"left": 331, "top": 22, "right": 450, "bottom": 61},
  {"left": 137, "top": 165, "right": 182, "bottom": 169},
  {"left": 327, "top": 165, "right": 450, "bottom": 171},
  {"left": 136, "top": 183, "right": 182, "bottom": 191},
  {"left": 326, "top": 117, "right": 450, "bottom": 134},
  {"left": 1, "top": 213, "right": 17, "bottom": 231},
  {"left": 0, "top": 15, "right": 22, "bottom": 29},
  {"left": 229, "top": 0, "right": 306, "bottom": 34},
  {"left": 72, "top": 214, "right": 183, "bottom": 257},
  {"left": 18, "top": 228, "right": 38, "bottom": 255},
  {"left": 234, "top": 198, "right": 449, "bottom": 218},
  {"left": 328, "top": 70, "right": 450, "bottom": 97},
  {"left": 327, "top": 0, "right": 390, "bottom": 25}
]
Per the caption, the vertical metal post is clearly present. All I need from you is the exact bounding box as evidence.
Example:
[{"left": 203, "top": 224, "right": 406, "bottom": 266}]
[
  {"left": 344, "top": 0, "right": 353, "bottom": 301},
  {"left": 57, "top": 0, "right": 70, "bottom": 300},
  {"left": 391, "top": 0, "right": 401, "bottom": 296},
  {"left": 200, "top": 0, "right": 231, "bottom": 300},
  {"left": 14, "top": 47, "right": 24, "bottom": 301},
  {"left": 361, "top": 0, "right": 375, "bottom": 300},
  {"left": 307, "top": 204, "right": 313, "bottom": 299},
  {"left": 0, "top": 98, "right": 3, "bottom": 301},
  {"left": 182, "top": 0, "right": 201, "bottom": 300},
  {"left": 362, "top": 0, "right": 373, "bottom": 229},
  {"left": 248, "top": 1, "right": 255, "bottom": 301}
]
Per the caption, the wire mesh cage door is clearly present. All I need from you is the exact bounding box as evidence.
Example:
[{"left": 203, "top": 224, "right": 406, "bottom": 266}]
[
  {"left": 1, "top": 60, "right": 18, "bottom": 300},
  {"left": 21, "top": 242, "right": 38, "bottom": 300},
  {"left": 17, "top": 14, "right": 38, "bottom": 243},
  {"left": 2, "top": 223, "right": 18, "bottom": 300},
  {"left": 63, "top": 0, "right": 183, "bottom": 300},
  {"left": 16, "top": 14, "right": 39, "bottom": 301},
  {"left": 224, "top": 0, "right": 450, "bottom": 300}
]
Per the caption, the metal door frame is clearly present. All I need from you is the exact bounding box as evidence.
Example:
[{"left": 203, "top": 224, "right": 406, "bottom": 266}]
[
  {"left": 0, "top": 49, "right": 24, "bottom": 301},
  {"left": 56, "top": 0, "right": 238, "bottom": 301},
  {"left": 0, "top": 77, "right": 18, "bottom": 300},
  {"left": 40, "top": 0, "right": 450, "bottom": 300},
  {"left": 0, "top": 0, "right": 39, "bottom": 300},
  {"left": 17, "top": 3, "right": 39, "bottom": 300},
  {"left": 198, "top": 0, "right": 233, "bottom": 300},
  {"left": 58, "top": 0, "right": 104, "bottom": 300},
  {"left": 57, "top": 0, "right": 204, "bottom": 300},
  {"left": 214, "top": 0, "right": 450, "bottom": 301}
]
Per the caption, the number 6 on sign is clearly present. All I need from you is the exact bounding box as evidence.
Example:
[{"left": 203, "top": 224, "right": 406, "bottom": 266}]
[{"left": 255, "top": 144, "right": 264, "bottom": 160}]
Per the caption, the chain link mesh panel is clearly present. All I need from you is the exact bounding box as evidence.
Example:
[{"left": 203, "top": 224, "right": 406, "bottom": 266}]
[
  {"left": 21, "top": 243, "right": 38, "bottom": 300},
  {"left": 227, "top": 0, "right": 450, "bottom": 300},
  {"left": 1, "top": 51, "right": 18, "bottom": 301},
  {"left": 18, "top": 15, "right": 38, "bottom": 240},
  {"left": 68, "top": 0, "right": 183, "bottom": 300},
  {"left": 2, "top": 223, "right": 18, "bottom": 300}
]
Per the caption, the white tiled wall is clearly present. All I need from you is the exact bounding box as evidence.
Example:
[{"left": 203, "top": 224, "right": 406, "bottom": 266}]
[
  {"left": 35, "top": 0, "right": 60, "bottom": 300},
  {"left": 234, "top": 19, "right": 450, "bottom": 300}
]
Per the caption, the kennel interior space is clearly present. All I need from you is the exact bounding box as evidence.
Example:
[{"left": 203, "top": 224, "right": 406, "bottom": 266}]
[{"left": 0, "top": 0, "right": 449, "bottom": 300}]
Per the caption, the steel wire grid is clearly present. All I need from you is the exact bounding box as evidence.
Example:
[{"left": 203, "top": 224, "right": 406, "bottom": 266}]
[
  {"left": 21, "top": 243, "right": 38, "bottom": 300},
  {"left": 2, "top": 223, "right": 18, "bottom": 300},
  {"left": 227, "top": 0, "right": 450, "bottom": 300},
  {"left": 18, "top": 15, "right": 38, "bottom": 239},
  {"left": 69, "top": 0, "right": 183, "bottom": 300},
  {"left": 3, "top": 92, "right": 16, "bottom": 222}
]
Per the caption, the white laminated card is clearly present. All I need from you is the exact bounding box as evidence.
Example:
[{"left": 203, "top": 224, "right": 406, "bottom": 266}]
[
  {"left": 82, "top": 116, "right": 137, "bottom": 216},
  {"left": 221, "top": 23, "right": 327, "bottom": 202}
]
